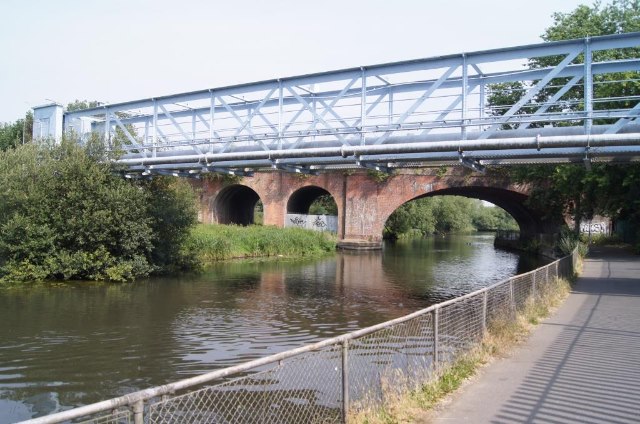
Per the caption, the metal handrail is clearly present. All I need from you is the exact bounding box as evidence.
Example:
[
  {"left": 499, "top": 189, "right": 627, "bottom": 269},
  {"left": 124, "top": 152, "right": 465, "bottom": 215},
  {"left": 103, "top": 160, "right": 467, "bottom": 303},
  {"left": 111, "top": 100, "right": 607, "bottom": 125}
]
[{"left": 18, "top": 248, "right": 578, "bottom": 424}]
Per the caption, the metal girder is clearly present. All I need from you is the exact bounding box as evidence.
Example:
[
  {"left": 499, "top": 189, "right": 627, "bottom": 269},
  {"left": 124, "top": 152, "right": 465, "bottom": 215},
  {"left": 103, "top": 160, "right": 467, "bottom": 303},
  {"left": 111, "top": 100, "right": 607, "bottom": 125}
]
[
  {"left": 41, "top": 32, "right": 640, "bottom": 175},
  {"left": 459, "top": 154, "right": 486, "bottom": 174},
  {"left": 271, "top": 160, "right": 318, "bottom": 175},
  {"left": 478, "top": 48, "right": 582, "bottom": 140},
  {"left": 202, "top": 166, "right": 254, "bottom": 177},
  {"left": 355, "top": 159, "right": 392, "bottom": 174}
]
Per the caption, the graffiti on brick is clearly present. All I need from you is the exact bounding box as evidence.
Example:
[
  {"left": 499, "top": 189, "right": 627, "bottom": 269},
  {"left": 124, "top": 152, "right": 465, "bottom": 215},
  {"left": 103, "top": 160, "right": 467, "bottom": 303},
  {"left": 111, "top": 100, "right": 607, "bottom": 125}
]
[
  {"left": 289, "top": 216, "right": 307, "bottom": 227},
  {"left": 580, "top": 222, "right": 608, "bottom": 234},
  {"left": 286, "top": 214, "right": 338, "bottom": 233},
  {"left": 313, "top": 216, "right": 327, "bottom": 229}
]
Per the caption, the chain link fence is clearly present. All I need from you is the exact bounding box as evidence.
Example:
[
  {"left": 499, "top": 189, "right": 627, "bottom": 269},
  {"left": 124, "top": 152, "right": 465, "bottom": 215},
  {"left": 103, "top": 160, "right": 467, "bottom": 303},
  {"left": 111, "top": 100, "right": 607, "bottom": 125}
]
[{"left": 20, "top": 249, "right": 578, "bottom": 424}]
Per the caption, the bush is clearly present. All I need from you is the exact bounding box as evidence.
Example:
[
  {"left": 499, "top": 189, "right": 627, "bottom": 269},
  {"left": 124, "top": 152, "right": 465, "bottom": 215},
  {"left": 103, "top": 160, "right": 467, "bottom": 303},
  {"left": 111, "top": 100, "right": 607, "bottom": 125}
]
[
  {"left": 555, "top": 227, "right": 587, "bottom": 257},
  {"left": 0, "top": 140, "right": 197, "bottom": 284}
]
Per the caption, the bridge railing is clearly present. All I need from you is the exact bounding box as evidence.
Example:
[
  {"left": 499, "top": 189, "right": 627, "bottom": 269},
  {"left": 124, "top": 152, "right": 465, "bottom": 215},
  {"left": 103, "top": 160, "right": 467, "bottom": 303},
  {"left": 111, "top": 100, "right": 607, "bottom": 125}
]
[
  {"left": 19, "top": 248, "right": 579, "bottom": 424},
  {"left": 31, "top": 33, "right": 640, "bottom": 174}
]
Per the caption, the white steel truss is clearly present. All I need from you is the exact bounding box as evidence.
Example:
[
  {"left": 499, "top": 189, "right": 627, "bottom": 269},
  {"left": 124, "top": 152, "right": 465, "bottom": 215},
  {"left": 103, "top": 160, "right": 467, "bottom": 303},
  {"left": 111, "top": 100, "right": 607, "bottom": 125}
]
[{"left": 49, "top": 32, "right": 640, "bottom": 176}]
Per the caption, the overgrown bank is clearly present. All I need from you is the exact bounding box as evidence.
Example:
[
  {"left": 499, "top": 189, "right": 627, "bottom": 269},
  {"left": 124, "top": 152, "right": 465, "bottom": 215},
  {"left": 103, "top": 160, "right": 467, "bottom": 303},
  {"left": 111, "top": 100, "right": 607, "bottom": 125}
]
[
  {"left": 351, "top": 262, "right": 579, "bottom": 423},
  {"left": 0, "top": 140, "right": 198, "bottom": 284},
  {"left": 186, "top": 224, "right": 337, "bottom": 262},
  {"left": 0, "top": 141, "right": 338, "bottom": 285}
]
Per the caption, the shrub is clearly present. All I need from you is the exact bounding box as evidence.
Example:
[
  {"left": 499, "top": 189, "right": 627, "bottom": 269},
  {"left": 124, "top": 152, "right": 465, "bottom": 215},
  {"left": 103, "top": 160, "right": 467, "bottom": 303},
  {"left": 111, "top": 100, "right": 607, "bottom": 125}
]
[{"left": 0, "top": 140, "right": 197, "bottom": 284}]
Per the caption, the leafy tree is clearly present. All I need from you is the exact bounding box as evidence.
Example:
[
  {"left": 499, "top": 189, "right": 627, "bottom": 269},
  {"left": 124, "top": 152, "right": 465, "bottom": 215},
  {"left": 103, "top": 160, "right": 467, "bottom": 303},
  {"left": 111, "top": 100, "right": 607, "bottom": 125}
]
[
  {"left": 385, "top": 198, "right": 436, "bottom": 238},
  {"left": 144, "top": 177, "right": 199, "bottom": 272},
  {"left": 66, "top": 100, "right": 102, "bottom": 112},
  {"left": 472, "top": 203, "right": 520, "bottom": 231},
  {"left": 309, "top": 194, "right": 338, "bottom": 215},
  {"left": 488, "top": 1, "right": 640, "bottom": 241},
  {"left": 383, "top": 196, "right": 516, "bottom": 238},
  {"left": 533, "top": 0, "right": 640, "bottom": 122},
  {"left": 0, "top": 112, "right": 32, "bottom": 151},
  {"left": 489, "top": 1, "right": 640, "bottom": 128},
  {"left": 0, "top": 138, "right": 197, "bottom": 284}
]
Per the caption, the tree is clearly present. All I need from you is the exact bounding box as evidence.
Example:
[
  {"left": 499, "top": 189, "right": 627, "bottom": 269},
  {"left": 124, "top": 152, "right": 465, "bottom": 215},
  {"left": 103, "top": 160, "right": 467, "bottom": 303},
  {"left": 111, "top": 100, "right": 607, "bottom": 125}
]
[
  {"left": 144, "top": 176, "right": 199, "bottom": 272},
  {"left": 0, "top": 112, "right": 32, "bottom": 151},
  {"left": 534, "top": 0, "right": 640, "bottom": 122},
  {"left": 0, "top": 138, "right": 197, "bottom": 284},
  {"left": 308, "top": 194, "right": 338, "bottom": 215},
  {"left": 66, "top": 100, "right": 102, "bottom": 112},
  {"left": 488, "top": 1, "right": 640, "bottom": 240},
  {"left": 383, "top": 196, "right": 515, "bottom": 239}
]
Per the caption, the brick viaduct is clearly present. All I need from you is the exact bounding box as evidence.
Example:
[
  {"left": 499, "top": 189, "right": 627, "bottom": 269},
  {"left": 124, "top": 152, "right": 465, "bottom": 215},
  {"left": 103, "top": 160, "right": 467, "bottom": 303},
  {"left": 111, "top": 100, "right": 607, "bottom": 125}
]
[{"left": 194, "top": 168, "right": 558, "bottom": 248}]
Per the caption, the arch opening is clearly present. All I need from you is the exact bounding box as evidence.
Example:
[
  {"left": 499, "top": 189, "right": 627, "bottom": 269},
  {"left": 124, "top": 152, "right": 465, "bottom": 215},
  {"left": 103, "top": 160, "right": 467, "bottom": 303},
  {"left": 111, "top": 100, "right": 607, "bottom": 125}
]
[
  {"left": 286, "top": 186, "right": 338, "bottom": 232},
  {"left": 214, "top": 184, "right": 261, "bottom": 226},
  {"left": 287, "top": 186, "right": 337, "bottom": 215},
  {"left": 383, "top": 187, "right": 533, "bottom": 240}
]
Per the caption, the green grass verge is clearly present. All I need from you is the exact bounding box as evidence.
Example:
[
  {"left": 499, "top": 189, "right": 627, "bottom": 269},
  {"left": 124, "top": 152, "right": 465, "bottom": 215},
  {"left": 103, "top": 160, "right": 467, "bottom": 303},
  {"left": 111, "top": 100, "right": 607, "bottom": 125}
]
[
  {"left": 185, "top": 224, "right": 337, "bottom": 263},
  {"left": 351, "top": 270, "right": 577, "bottom": 424}
]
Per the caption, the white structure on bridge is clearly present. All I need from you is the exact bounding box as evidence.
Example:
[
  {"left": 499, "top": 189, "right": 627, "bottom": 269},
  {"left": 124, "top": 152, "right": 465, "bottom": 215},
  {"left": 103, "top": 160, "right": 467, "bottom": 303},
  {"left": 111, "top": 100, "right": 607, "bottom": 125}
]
[{"left": 34, "top": 33, "right": 640, "bottom": 176}]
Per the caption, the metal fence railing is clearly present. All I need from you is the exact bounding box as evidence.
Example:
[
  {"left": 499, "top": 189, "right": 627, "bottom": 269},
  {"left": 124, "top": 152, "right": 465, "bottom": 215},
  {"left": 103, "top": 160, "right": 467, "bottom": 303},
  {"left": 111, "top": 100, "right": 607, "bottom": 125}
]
[{"left": 19, "top": 249, "right": 579, "bottom": 424}]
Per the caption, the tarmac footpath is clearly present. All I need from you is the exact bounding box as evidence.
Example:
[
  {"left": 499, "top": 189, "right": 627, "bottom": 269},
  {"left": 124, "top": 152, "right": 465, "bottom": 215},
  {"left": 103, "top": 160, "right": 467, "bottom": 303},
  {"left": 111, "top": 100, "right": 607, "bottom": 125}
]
[{"left": 426, "top": 246, "right": 640, "bottom": 424}]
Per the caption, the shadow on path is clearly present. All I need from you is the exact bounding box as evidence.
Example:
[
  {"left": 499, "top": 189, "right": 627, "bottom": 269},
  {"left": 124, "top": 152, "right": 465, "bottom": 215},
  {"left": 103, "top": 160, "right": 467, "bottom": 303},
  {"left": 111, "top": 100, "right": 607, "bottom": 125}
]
[{"left": 493, "top": 246, "right": 640, "bottom": 424}]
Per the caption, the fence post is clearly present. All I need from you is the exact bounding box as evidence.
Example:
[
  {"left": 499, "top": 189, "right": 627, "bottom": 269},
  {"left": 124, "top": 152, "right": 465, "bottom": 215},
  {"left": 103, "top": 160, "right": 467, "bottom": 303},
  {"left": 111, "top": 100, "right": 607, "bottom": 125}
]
[
  {"left": 482, "top": 290, "right": 488, "bottom": 335},
  {"left": 433, "top": 307, "right": 440, "bottom": 371},
  {"left": 509, "top": 278, "right": 516, "bottom": 315},
  {"left": 532, "top": 270, "right": 537, "bottom": 301},
  {"left": 545, "top": 266, "right": 549, "bottom": 285},
  {"left": 132, "top": 400, "right": 144, "bottom": 424},
  {"left": 342, "top": 340, "right": 349, "bottom": 424}
]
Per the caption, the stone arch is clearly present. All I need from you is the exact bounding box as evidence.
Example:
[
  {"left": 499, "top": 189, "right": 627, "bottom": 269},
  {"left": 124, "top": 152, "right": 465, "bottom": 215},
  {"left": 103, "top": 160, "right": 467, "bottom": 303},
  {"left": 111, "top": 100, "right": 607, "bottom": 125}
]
[
  {"left": 287, "top": 186, "right": 337, "bottom": 214},
  {"left": 213, "top": 184, "right": 261, "bottom": 225},
  {"left": 377, "top": 184, "right": 546, "bottom": 240},
  {"left": 425, "top": 186, "right": 540, "bottom": 235}
]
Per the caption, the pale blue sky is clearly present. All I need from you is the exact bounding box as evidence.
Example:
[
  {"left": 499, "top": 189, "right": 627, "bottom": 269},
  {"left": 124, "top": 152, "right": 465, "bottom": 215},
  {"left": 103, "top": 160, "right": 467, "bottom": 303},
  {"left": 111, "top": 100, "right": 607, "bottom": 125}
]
[{"left": 0, "top": 0, "right": 595, "bottom": 122}]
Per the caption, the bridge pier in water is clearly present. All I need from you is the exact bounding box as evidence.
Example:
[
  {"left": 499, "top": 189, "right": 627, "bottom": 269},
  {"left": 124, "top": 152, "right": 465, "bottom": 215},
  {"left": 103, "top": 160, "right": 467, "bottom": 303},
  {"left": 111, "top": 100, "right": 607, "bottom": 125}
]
[{"left": 195, "top": 168, "right": 560, "bottom": 249}]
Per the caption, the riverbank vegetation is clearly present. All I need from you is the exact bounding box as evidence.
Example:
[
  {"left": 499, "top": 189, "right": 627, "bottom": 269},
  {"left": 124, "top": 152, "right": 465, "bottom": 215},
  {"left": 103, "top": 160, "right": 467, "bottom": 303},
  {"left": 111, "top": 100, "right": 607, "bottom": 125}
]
[
  {"left": 0, "top": 139, "right": 198, "bottom": 284},
  {"left": 186, "top": 224, "right": 337, "bottom": 262},
  {"left": 384, "top": 196, "right": 518, "bottom": 239},
  {"left": 0, "top": 121, "right": 340, "bottom": 285},
  {"left": 351, "top": 272, "right": 576, "bottom": 423}
]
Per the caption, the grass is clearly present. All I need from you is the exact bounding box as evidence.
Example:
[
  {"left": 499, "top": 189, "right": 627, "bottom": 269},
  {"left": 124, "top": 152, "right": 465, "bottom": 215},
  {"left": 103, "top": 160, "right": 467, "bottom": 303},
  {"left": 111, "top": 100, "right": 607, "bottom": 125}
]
[
  {"left": 185, "top": 223, "right": 337, "bottom": 263},
  {"left": 350, "top": 267, "right": 578, "bottom": 424}
]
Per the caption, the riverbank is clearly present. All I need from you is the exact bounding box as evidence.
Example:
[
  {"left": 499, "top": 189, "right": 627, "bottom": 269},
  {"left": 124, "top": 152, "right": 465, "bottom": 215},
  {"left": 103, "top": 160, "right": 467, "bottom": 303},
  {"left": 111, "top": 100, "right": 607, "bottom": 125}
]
[
  {"left": 424, "top": 246, "right": 639, "bottom": 423},
  {"left": 0, "top": 234, "right": 545, "bottom": 422},
  {"left": 351, "top": 256, "right": 580, "bottom": 423},
  {"left": 186, "top": 224, "right": 337, "bottom": 262}
]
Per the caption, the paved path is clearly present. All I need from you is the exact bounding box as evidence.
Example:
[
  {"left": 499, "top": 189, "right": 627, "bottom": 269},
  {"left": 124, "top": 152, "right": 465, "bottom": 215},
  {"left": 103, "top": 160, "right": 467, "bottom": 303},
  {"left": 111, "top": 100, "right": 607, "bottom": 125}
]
[{"left": 427, "top": 246, "right": 640, "bottom": 424}]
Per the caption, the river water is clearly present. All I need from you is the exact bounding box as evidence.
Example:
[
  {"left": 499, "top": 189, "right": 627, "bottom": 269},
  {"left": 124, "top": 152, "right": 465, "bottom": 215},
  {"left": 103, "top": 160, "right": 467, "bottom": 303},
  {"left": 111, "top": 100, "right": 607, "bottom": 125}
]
[{"left": 0, "top": 234, "right": 545, "bottom": 422}]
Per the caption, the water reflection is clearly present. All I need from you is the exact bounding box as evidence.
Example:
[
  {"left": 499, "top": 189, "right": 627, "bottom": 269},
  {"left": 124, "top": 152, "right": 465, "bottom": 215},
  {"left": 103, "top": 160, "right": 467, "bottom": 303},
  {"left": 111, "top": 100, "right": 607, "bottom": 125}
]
[{"left": 0, "top": 234, "right": 545, "bottom": 422}]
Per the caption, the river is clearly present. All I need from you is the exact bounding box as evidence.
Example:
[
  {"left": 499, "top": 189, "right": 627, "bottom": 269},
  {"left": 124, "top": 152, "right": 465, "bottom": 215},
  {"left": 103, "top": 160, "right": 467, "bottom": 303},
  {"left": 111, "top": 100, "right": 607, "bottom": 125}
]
[{"left": 0, "top": 233, "right": 545, "bottom": 423}]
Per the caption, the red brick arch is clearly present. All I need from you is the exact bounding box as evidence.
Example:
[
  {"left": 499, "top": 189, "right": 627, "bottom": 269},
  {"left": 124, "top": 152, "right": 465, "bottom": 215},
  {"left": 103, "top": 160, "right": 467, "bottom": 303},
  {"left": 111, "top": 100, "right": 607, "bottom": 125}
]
[{"left": 194, "top": 169, "right": 555, "bottom": 241}]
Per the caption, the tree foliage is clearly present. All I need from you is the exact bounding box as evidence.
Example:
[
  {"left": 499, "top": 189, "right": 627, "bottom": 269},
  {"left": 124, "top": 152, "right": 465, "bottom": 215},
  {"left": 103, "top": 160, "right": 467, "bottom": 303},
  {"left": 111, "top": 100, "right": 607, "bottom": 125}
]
[
  {"left": 0, "top": 112, "right": 32, "bottom": 151},
  {"left": 0, "top": 139, "right": 197, "bottom": 284},
  {"left": 487, "top": 1, "right": 640, "bottom": 243},
  {"left": 66, "top": 100, "right": 102, "bottom": 112},
  {"left": 534, "top": 0, "right": 640, "bottom": 119},
  {"left": 309, "top": 194, "right": 338, "bottom": 215},
  {"left": 384, "top": 196, "right": 518, "bottom": 239}
]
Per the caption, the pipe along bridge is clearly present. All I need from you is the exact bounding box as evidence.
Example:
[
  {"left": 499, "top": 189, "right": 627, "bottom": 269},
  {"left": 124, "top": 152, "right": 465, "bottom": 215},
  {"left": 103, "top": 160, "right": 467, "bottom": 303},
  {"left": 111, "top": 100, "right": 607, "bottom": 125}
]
[{"left": 33, "top": 32, "right": 640, "bottom": 177}]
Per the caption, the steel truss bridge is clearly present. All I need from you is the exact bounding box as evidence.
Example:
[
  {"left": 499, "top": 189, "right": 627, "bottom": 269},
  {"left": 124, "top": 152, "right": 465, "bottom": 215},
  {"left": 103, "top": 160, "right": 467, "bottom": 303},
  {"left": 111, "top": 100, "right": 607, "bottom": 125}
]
[{"left": 36, "top": 32, "right": 640, "bottom": 177}]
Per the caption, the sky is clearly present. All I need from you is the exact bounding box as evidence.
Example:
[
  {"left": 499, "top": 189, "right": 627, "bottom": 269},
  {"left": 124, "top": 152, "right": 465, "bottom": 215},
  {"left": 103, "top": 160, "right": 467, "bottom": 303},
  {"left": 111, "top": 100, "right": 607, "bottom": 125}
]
[{"left": 0, "top": 0, "right": 597, "bottom": 123}]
